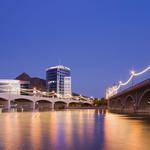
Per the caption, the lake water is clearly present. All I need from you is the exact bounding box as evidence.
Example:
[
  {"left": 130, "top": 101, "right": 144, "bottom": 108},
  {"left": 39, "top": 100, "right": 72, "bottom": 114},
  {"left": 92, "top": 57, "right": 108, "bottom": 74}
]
[{"left": 0, "top": 109, "right": 150, "bottom": 150}]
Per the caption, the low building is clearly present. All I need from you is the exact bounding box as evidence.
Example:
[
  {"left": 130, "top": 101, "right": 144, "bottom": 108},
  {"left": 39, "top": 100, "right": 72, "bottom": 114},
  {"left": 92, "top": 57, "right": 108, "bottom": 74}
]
[
  {"left": 20, "top": 81, "right": 31, "bottom": 95},
  {"left": 16, "top": 72, "right": 46, "bottom": 91},
  {"left": 0, "top": 80, "right": 32, "bottom": 95},
  {"left": 0, "top": 80, "right": 20, "bottom": 95}
]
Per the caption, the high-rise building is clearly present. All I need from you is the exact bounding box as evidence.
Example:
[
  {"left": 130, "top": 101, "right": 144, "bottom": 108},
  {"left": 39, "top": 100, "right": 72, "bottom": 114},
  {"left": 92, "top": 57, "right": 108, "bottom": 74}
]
[{"left": 46, "top": 65, "right": 71, "bottom": 98}]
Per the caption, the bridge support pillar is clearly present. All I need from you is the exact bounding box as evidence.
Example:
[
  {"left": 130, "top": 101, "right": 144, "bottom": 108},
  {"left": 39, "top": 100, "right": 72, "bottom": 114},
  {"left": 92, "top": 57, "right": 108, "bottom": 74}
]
[
  {"left": 66, "top": 103, "right": 69, "bottom": 108},
  {"left": 33, "top": 102, "right": 36, "bottom": 111},
  {"left": 52, "top": 103, "right": 54, "bottom": 110},
  {"left": 7, "top": 100, "right": 11, "bottom": 112}
]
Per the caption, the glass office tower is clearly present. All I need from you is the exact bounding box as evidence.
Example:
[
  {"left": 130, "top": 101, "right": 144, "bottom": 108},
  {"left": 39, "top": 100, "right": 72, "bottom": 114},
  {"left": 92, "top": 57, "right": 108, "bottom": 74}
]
[{"left": 46, "top": 65, "right": 71, "bottom": 98}]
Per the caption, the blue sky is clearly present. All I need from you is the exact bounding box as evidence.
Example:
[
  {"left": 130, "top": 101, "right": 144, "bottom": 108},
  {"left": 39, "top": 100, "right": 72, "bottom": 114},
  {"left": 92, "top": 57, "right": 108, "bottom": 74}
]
[{"left": 0, "top": 0, "right": 150, "bottom": 97}]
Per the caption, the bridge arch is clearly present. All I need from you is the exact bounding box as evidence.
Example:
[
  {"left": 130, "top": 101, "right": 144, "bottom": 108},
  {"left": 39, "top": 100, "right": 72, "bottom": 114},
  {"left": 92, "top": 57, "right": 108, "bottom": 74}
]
[
  {"left": 115, "top": 98, "right": 123, "bottom": 111},
  {"left": 109, "top": 99, "right": 116, "bottom": 109},
  {"left": 54, "top": 101, "right": 68, "bottom": 109},
  {"left": 108, "top": 98, "right": 123, "bottom": 111},
  {"left": 138, "top": 89, "right": 150, "bottom": 113},
  {"left": 0, "top": 97, "right": 8, "bottom": 101},
  {"left": 36, "top": 100, "right": 53, "bottom": 111},
  {"left": 116, "top": 98, "right": 122, "bottom": 106},
  {"left": 12, "top": 98, "right": 34, "bottom": 111},
  {"left": 69, "top": 102, "right": 81, "bottom": 107},
  {"left": 81, "top": 102, "right": 92, "bottom": 107},
  {"left": 0, "top": 95, "right": 9, "bottom": 101},
  {"left": 13, "top": 98, "right": 34, "bottom": 102},
  {"left": 35, "top": 99, "right": 52, "bottom": 103},
  {"left": 123, "top": 95, "right": 135, "bottom": 113},
  {"left": 0, "top": 98, "right": 9, "bottom": 109}
]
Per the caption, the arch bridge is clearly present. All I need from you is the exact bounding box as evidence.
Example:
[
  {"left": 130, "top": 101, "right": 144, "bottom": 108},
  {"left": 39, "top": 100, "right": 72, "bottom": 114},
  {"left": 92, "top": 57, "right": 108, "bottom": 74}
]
[
  {"left": 109, "top": 78, "right": 150, "bottom": 114},
  {"left": 0, "top": 93, "right": 93, "bottom": 111}
]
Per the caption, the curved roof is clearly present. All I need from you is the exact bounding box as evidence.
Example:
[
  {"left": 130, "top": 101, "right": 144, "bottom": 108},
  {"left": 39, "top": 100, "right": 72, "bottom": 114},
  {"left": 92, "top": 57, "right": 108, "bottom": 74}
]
[{"left": 46, "top": 65, "right": 71, "bottom": 71}]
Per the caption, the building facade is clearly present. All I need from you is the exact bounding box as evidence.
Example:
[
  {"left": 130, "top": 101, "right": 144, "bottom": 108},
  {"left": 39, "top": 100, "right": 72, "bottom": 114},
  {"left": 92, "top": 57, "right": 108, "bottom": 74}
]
[
  {"left": 0, "top": 80, "right": 21, "bottom": 95},
  {"left": 20, "top": 81, "right": 31, "bottom": 95},
  {"left": 0, "top": 80, "right": 32, "bottom": 95},
  {"left": 16, "top": 72, "right": 46, "bottom": 91},
  {"left": 46, "top": 65, "right": 71, "bottom": 98}
]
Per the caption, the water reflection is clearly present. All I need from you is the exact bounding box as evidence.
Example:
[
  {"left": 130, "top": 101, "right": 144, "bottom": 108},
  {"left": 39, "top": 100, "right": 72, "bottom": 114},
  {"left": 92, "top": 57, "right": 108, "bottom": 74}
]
[
  {"left": 0, "top": 110, "right": 150, "bottom": 150},
  {"left": 104, "top": 113, "right": 150, "bottom": 150},
  {"left": 30, "top": 112, "right": 42, "bottom": 150}
]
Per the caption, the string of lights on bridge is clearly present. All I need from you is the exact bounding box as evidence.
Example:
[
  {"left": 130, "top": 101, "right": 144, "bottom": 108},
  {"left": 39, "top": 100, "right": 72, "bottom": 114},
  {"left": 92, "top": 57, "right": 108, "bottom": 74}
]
[
  {"left": 0, "top": 84, "right": 92, "bottom": 101},
  {"left": 106, "top": 65, "right": 150, "bottom": 99}
]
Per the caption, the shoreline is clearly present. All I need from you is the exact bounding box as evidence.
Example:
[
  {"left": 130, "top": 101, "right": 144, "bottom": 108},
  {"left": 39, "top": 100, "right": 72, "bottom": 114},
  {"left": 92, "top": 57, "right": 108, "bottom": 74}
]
[{"left": 0, "top": 106, "right": 107, "bottom": 113}]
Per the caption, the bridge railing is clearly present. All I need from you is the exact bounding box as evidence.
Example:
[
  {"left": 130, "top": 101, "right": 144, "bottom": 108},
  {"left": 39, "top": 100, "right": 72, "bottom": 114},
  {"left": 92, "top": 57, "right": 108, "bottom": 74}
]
[{"left": 0, "top": 86, "right": 93, "bottom": 103}]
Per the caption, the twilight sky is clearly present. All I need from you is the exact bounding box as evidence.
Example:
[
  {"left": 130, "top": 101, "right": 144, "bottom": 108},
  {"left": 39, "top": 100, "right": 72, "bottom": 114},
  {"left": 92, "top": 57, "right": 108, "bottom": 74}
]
[{"left": 0, "top": 0, "right": 150, "bottom": 97}]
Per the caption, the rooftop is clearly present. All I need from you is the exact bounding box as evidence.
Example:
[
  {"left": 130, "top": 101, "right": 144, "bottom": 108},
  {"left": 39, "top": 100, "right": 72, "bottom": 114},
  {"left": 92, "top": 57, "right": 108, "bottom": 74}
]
[
  {"left": 46, "top": 65, "right": 71, "bottom": 71},
  {"left": 0, "top": 79, "right": 20, "bottom": 83}
]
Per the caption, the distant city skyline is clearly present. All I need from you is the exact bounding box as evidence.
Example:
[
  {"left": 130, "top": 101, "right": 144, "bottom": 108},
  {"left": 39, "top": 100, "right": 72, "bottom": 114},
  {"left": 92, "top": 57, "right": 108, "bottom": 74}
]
[{"left": 1, "top": 0, "right": 150, "bottom": 97}]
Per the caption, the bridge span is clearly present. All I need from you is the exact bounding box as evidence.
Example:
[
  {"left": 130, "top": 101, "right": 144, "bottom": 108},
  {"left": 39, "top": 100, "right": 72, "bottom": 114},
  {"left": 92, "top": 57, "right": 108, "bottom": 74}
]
[
  {"left": 108, "top": 78, "right": 150, "bottom": 114},
  {"left": 0, "top": 93, "right": 93, "bottom": 112}
]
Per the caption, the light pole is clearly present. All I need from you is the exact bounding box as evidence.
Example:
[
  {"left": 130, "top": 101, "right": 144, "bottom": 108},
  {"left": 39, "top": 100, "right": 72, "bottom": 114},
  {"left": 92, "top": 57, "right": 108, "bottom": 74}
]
[
  {"left": 8, "top": 84, "right": 11, "bottom": 112},
  {"left": 33, "top": 87, "right": 37, "bottom": 111}
]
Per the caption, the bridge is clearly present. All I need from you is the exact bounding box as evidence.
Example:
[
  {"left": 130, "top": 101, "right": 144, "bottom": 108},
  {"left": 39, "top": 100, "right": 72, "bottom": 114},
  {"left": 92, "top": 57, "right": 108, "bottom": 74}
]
[
  {"left": 106, "top": 66, "right": 150, "bottom": 114},
  {"left": 0, "top": 88, "right": 93, "bottom": 112}
]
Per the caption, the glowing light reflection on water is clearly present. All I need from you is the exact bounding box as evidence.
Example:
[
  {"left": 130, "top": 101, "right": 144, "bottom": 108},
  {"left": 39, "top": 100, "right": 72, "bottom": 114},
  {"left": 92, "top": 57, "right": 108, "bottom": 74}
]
[{"left": 0, "top": 110, "right": 150, "bottom": 150}]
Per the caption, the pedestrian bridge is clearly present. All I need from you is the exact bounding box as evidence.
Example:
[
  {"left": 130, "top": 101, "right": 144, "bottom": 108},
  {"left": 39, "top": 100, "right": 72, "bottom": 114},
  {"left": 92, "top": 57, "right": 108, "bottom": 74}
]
[{"left": 0, "top": 93, "right": 93, "bottom": 111}]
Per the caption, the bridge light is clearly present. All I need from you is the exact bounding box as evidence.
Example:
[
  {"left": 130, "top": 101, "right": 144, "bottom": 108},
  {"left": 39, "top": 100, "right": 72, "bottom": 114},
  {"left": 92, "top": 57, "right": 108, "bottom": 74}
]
[
  {"left": 90, "top": 96, "right": 94, "bottom": 100},
  {"left": 33, "top": 87, "right": 37, "bottom": 95},
  {"left": 131, "top": 70, "right": 135, "bottom": 75},
  {"left": 106, "top": 65, "right": 150, "bottom": 98},
  {"left": 119, "top": 81, "right": 122, "bottom": 84},
  {"left": 148, "top": 101, "right": 150, "bottom": 104}
]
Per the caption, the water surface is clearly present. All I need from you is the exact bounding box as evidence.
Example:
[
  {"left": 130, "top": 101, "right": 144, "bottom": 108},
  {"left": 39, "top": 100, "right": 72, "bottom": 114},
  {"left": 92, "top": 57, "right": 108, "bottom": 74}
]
[{"left": 0, "top": 109, "right": 150, "bottom": 150}]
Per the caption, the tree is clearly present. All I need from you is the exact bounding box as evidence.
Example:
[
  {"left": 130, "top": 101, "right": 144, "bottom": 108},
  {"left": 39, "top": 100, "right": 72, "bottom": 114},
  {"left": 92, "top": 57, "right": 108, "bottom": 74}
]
[{"left": 93, "top": 97, "right": 107, "bottom": 106}]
